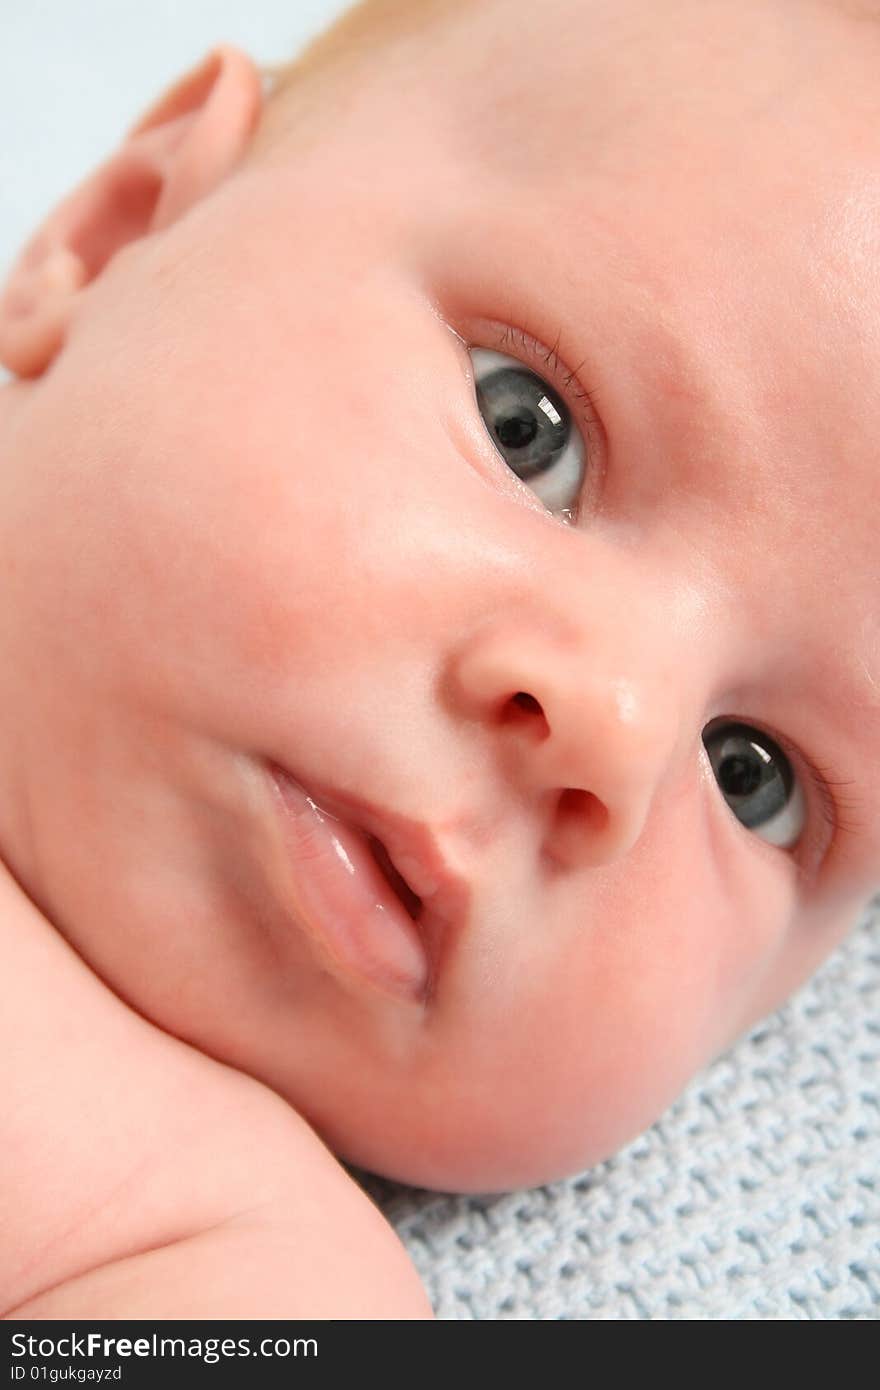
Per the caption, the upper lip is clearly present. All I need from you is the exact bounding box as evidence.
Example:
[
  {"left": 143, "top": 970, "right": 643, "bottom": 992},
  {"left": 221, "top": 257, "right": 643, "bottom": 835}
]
[{"left": 267, "top": 760, "right": 472, "bottom": 988}]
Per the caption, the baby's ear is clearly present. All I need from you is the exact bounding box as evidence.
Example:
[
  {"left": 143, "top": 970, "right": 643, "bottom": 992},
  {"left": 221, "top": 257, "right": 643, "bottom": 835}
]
[{"left": 0, "top": 46, "right": 262, "bottom": 378}]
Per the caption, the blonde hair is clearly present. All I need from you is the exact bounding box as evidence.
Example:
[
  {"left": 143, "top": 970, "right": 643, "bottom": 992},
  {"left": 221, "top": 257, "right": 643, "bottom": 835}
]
[
  {"left": 257, "top": 0, "right": 880, "bottom": 99},
  {"left": 250, "top": 0, "right": 879, "bottom": 156},
  {"left": 251, "top": 0, "right": 469, "bottom": 155}
]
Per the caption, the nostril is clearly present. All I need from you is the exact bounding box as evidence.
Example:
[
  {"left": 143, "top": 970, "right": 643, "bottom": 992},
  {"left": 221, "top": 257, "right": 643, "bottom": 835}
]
[
  {"left": 511, "top": 691, "right": 542, "bottom": 715},
  {"left": 497, "top": 690, "right": 551, "bottom": 742},
  {"left": 557, "top": 786, "right": 608, "bottom": 837},
  {"left": 499, "top": 690, "right": 545, "bottom": 724}
]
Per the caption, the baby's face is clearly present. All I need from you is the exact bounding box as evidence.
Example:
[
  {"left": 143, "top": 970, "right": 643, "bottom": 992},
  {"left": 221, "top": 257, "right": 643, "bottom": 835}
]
[{"left": 1, "top": 0, "right": 879, "bottom": 1190}]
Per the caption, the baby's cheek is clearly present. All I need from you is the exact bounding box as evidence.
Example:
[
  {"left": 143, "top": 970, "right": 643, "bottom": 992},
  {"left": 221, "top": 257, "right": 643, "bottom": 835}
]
[
  {"left": 532, "top": 875, "right": 794, "bottom": 1162},
  {"left": 441, "top": 917, "right": 718, "bottom": 1180},
  {"left": 701, "top": 866, "right": 805, "bottom": 1052},
  {"left": 736, "top": 889, "right": 866, "bottom": 1036}
]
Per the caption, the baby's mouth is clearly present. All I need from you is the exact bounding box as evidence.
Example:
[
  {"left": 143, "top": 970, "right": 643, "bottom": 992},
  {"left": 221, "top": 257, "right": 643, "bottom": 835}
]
[
  {"left": 267, "top": 761, "right": 469, "bottom": 1003},
  {"left": 366, "top": 835, "right": 423, "bottom": 921}
]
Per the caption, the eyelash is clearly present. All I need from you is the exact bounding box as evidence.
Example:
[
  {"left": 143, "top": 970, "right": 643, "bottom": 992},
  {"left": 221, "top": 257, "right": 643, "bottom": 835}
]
[
  {"left": 777, "top": 734, "right": 865, "bottom": 856},
  {"left": 492, "top": 324, "right": 605, "bottom": 497},
  {"left": 725, "top": 717, "right": 859, "bottom": 871},
  {"left": 482, "top": 321, "right": 865, "bottom": 867}
]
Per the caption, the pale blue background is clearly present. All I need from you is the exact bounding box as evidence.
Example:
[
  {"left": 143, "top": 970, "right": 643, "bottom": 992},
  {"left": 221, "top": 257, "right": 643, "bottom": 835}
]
[{"left": 0, "top": 0, "right": 350, "bottom": 283}]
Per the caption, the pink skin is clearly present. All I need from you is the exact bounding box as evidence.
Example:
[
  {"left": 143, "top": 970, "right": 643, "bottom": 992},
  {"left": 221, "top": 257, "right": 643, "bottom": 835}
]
[{"left": 0, "top": 0, "right": 879, "bottom": 1192}]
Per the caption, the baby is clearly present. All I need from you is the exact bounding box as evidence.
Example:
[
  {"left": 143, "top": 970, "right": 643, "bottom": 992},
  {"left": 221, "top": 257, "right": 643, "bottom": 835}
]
[{"left": 1, "top": 0, "right": 879, "bottom": 1319}]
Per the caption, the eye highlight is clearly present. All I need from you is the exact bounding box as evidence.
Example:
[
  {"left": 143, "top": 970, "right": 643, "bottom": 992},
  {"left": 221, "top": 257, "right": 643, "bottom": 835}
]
[{"left": 467, "top": 327, "right": 602, "bottom": 522}]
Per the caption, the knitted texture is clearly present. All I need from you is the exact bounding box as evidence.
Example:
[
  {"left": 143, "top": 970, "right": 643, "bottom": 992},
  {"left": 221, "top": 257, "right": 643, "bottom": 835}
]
[{"left": 360, "top": 892, "right": 880, "bottom": 1318}]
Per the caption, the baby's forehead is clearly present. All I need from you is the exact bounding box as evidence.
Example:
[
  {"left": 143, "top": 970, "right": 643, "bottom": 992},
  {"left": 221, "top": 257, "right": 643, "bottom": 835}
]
[
  {"left": 417, "top": 4, "right": 880, "bottom": 568},
  {"left": 437, "top": 0, "right": 878, "bottom": 160},
  {"left": 413, "top": 36, "right": 879, "bottom": 476},
  {"left": 414, "top": 0, "right": 880, "bottom": 344}
]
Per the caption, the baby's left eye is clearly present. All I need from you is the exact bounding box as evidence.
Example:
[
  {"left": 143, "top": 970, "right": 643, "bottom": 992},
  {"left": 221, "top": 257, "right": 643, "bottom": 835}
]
[
  {"left": 702, "top": 720, "right": 806, "bottom": 850},
  {"left": 469, "top": 347, "right": 587, "bottom": 518}
]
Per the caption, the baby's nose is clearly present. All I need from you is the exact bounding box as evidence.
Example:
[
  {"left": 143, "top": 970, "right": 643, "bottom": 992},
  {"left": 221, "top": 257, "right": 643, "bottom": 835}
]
[{"left": 444, "top": 609, "right": 685, "bottom": 870}]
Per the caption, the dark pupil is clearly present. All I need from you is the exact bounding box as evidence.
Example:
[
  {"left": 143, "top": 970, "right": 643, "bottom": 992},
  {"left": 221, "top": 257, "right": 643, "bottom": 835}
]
[
  {"left": 497, "top": 412, "right": 538, "bottom": 449},
  {"left": 719, "top": 754, "right": 763, "bottom": 797},
  {"left": 704, "top": 723, "right": 793, "bottom": 832},
  {"left": 476, "top": 365, "right": 569, "bottom": 480}
]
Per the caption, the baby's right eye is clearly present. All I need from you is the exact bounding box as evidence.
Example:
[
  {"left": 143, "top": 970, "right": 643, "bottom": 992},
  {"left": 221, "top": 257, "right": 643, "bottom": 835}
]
[
  {"left": 702, "top": 720, "right": 806, "bottom": 849},
  {"left": 469, "top": 345, "right": 587, "bottom": 520}
]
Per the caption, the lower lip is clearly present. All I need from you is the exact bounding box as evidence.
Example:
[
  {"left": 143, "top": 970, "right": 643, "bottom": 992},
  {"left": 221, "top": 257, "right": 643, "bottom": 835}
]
[{"left": 269, "top": 767, "right": 429, "bottom": 1001}]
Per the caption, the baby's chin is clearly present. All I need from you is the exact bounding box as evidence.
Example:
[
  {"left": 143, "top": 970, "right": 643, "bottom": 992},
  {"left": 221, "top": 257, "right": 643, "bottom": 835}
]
[
  {"left": 335, "top": 1122, "right": 624, "bottom": 1195},
  {"left": 292, "top": 1069, "right": 686, "bottom": 1195}
]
